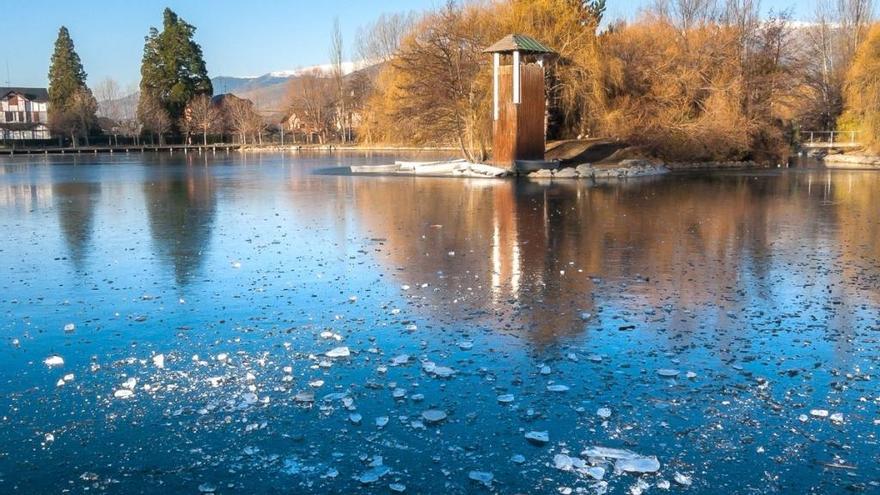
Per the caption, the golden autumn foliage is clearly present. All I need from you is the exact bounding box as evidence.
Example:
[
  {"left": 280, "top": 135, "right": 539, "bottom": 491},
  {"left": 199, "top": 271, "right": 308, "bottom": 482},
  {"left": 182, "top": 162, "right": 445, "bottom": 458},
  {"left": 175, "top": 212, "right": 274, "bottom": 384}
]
[
  {"left": 357, "top": 0, "right": 868, "bottom": 162},
  {"left": 841, "top": 24, "right": 880, "bottom": 151}
]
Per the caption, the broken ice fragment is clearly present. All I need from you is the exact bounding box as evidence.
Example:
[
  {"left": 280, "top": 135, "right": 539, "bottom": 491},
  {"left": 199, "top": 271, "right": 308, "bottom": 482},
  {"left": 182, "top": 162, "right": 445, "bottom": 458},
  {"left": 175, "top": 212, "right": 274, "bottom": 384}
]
[
  {"left": 657, "top": 369, "right": 680, "bottom": 378},
  {"left": 63, "top": 323, "right": 75, "bottom": 333},
  {"left": 615, "top": 455, "right": 660, "bottom": 474},
  {"left": 458, "top": 341, "right": 474, "bottom": 350},
  {"left": 554, "top": 454, "right": 574, "bottom": 471},
  {"left": 525, "top": 431, "right": 549, "bottom": 445},
  {"left": 389, "top": 483, "right": 406, "bottom": 492},
  {"left": 468, "top": 471, "right": 493, "bottom": 487},
  {"left": 44, "top": 355, "right": 64, "bottom": 368},
  {"left": 391, "top": 354, "right": 410, "bottom": 366},
  {"left": 197, "top": 482, "right": 216, "bottom": 493},
  {"left": 349, "top": 413, "right": 363, "bottom": 425},
  {"left": 375, "top": 416, "right": 389, "bottom": 428},
  {"left": 830, "top": 412, "right": 844, "bottom": 424},
  {"left": 547, "top": 384, "right": 569, "bottom": 392},
  {"left": 597, "top": 407, "right": 612, "bottom": 419},
  {"left": 497, "top": 394, "right": 514, "bottom": 404},
  {"left": 422, "top": 409, "right": 447, "bottom": 424},
  {"left": 810, "top": 409, "right": 829, "bottom": 418},
  {"left": 294, "top": 391, "right": 315, "bottom": 403},
  {"left": 357, "top": 465, "right": 390, "bottom": 484},
  {"left": 152, "top": 354, "right": 165, "bottom": 369},
  {"left": 326, "top": 347, "right": 351, "bottom": 358},
  {"left": 673, "top": 472, "right": 693, "bottom": 486},
  {"left": 113, "top": 389, "right": 134, "bottom": 399}
]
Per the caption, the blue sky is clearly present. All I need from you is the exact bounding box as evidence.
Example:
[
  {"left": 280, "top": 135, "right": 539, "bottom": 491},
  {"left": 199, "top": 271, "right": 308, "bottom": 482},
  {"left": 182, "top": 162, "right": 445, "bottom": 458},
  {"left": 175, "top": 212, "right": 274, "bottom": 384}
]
[{"left": 2, "top": 0, "right": 813, "bottom": 89}]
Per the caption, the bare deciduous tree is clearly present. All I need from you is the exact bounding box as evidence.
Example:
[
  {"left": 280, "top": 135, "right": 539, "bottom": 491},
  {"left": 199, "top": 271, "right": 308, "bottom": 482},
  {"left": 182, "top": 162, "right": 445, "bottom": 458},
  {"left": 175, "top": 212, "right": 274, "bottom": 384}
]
[
  {"left": 286, "top": 70, "right": 336, "bottom": 144},
  {"left": 183, "top": 94, "right": 220, "bottom": 145},
  {"left": 356, "top": 12, "right": 417, "bottom": 63},
  {"left": 139, "top": 92, "right": 171, "bottom": 145}
]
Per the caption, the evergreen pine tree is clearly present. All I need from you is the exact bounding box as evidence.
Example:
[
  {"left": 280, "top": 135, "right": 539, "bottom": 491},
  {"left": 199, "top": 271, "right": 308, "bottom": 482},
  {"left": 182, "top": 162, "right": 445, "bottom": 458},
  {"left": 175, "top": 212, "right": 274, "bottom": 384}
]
[
  {"left": 138, "top": 8, "right": 212, "bottom": 138},
  {"left": 47, "top": 26, "right": 97, "bottom": 146}
]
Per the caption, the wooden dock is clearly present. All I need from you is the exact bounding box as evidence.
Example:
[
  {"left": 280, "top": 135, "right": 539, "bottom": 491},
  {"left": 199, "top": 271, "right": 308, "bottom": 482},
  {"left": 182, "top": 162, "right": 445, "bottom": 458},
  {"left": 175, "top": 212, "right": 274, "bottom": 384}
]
[{"left": 0, "top": 144, "right": 242, "bottom": 156}]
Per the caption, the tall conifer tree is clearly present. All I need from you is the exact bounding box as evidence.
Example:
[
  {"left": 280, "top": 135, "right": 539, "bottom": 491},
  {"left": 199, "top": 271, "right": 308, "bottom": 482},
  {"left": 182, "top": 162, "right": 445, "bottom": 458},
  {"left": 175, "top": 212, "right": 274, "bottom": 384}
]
[
  {"left": 48, "top": 26, "right": 97, "bottom": 145},
  {"left": 138, "top": 8, "right": 212, "bottom": 138}
]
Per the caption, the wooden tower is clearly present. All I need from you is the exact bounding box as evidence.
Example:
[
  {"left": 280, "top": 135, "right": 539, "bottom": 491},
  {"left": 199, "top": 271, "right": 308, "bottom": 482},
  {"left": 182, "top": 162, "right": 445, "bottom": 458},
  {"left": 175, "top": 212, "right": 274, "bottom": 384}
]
[{"left": 484, "top": 34, "right": 555, "bottom": 170}]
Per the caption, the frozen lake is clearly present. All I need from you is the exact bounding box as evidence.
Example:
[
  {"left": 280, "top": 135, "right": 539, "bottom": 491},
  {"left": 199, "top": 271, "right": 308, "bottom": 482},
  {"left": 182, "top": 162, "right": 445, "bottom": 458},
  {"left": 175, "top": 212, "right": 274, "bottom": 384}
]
[{"left": 0, "top": 152, "right": 878, "bottom": 493}]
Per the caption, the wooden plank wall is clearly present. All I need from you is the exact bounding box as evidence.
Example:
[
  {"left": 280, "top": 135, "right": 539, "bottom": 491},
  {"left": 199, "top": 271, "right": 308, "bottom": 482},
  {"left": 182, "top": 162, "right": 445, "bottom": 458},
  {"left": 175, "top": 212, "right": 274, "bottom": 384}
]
[
  {"left": 493, "top": 65, "right": 516, "bottom": 167},
  {"left": 517, "top": 63, "right": 546, "bottom": 161},
  {"left": 492, "top": 63, "right": 546, "bottom": 167}
]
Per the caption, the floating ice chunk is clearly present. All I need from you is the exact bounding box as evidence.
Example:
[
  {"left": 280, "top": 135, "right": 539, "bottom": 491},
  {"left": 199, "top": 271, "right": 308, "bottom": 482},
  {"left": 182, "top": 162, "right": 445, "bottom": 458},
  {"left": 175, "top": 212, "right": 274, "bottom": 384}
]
[
  {"left": 615, "top": 455, "right": 660, "bottom": 474},
  {"left": 656, "top": 479, "right": 671, "bottom": 490},
  {"left": 830, "top": 412, "right": 844, "bottom": 424},
  {"left": 206, "top": 376, "right": 224, "bottom": 387},
  {"left": 540, "top": 365, "right": 551, "bottom": 375},
  {"left": 358, "top": 465, "right": 390, "bottom": 484},
  {"left": 554, "top": 454, "right": 574, "bottom": 471},
  {"left": 44, "top": 355, "right": 64, "bottom": 368},
  {"left": 349, "top": 413, "right": 363, "bottom": 425},
  {"left": 376, "top": 416, "right": 389, "bottom": 428},
  {"left": 114, "top": 389, "right": 134, "bottom": 399},
  {"left": 326, "top": 347, "right": 351, "bottom": 358},
  {"left": 391, "top": 354, "right": 410, "bottom": 366},
  {"left": 587, "top": 466, "right": 606, "bottom": 480},
  {"left": 389, "top": 483, "right": 406, "bottom": 492},
  {"left": 511, "top": 454, "right": 525, "bottom": 464},
  {"left": 673, "top": 472, "right": 693, "bottom": 486},
  {"left": 810, "top": 409, "right": 829, "bottom": 418},
  {"left": 309, "top": 380, "right": 325, "bottom": 388},
  {"left": 294, "top": 391, "right": 315, "bottom": 403},
  {"left": 657, "top": 369, "right": 680, "bottom": 378},
  {"left": 56, "top": 378, "right": 66, "bottom": 387},
  {"left": 392, "top": 388, "right": 406, "bottom": 399},
  {"left": 198, "top": 483, "right": 217, "bottom": 493},
  {"left": 231, "top": 260, "right": 241, "bottom": 269},
  {"left": 525, "top": 431, "right": 549, "bottom": 445},
  {"left": 121, "top": 377, "right": 137, "bottom": 390},
  {"left": 458, "top": 341, "right": 474, "bottom": 350},
  {"left": 63, "top": 323, "right": 76, "bottom": 333},
  {"left": 468, "top": 471, "right": 493, "bottom": 486},
  {"left": 685, "top": 371, "right": 697, "bottom": 379},
  {"left": 152, "top": 354, "right": 165, "bottom": 369},
  {"left": 216, "top": 353, "right": 229, "bottom": 363},
  {"left": 62, "top": 373, "right": 74, "bottom": 382},
  {"left": 547, "top": 384, "right": 569, "bottom": 392},
  {"left": 497, "top": 394, "right": 515, "bottom": 404},
  {"left": 580, "top": 312, "right": 592, "bottom": 321},
  {"left": 597, "top": 407, "right": 612, "bottom": 419},
  {"left": 422, "top": 409, "right": 447, "bottom": 424}
]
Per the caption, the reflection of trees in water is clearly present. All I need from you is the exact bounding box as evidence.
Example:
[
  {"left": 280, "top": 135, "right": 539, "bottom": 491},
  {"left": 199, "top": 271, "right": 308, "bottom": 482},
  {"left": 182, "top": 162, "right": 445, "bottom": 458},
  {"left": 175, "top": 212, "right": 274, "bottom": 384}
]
[
  {"left": 143, "top": 160, "right": 217, "bottom": 287},
  {"left": 346, "top": 172, "right": 876, "bottom": 352},
  {"left": 52, "top": 174, "right": 101, "bottom": 271}
]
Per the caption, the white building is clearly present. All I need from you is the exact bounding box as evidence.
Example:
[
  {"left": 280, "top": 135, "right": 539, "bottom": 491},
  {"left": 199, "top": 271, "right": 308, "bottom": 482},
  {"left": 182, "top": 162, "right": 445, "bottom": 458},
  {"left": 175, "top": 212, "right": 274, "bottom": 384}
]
[{"left": 1, "top": 87, "right": 50, "bottom": 141}]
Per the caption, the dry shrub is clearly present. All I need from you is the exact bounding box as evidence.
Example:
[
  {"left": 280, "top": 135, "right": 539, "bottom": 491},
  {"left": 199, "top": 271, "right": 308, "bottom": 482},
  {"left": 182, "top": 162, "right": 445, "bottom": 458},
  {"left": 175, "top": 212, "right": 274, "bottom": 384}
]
[{"left": 842, "top": 24, "right": 880, "bottom": 151}]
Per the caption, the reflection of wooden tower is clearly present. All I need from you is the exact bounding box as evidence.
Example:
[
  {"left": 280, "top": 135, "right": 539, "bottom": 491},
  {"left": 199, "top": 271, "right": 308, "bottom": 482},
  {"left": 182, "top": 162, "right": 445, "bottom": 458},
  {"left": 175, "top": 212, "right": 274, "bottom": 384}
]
[{"left": 485, "top": 34, "right": 555, "bottom": 170}]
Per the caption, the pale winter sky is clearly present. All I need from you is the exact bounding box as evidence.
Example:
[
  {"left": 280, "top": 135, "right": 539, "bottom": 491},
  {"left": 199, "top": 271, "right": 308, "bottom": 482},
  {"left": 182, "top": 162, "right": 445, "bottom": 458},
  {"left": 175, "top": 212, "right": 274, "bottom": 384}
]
[{"left": 1, "top": 0, "right": 815, "bottom": 89}]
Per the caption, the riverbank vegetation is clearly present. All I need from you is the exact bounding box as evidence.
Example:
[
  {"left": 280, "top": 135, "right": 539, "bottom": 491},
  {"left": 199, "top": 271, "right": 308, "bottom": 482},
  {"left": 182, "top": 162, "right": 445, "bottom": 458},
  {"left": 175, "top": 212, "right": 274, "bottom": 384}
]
[
  {"left": 37, "top": 2, "right": 880, "bottom": 162},
  {"left": 355, "top": 0, "right": 877, "bottom": 163}
]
